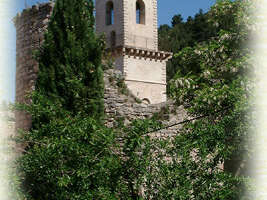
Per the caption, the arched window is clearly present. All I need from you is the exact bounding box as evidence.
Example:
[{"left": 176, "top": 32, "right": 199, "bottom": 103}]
[
  {"left": 136, "top": 0, "right": 145, "bottom": 24},
  {"left": 110, "top": 31, "right": 116, "bottom": 48},
  {"left": 142, "top": 98, "right": 151, "bottom": 105},
  {"left": 106, "top": 1, "right": 114, "bottom": 25}
]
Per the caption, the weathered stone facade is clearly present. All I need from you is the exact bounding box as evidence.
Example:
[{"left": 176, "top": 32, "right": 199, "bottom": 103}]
[
  {"left": 12, "top": 1, "right": 246, "bottom": 180},
  {"left": 103, "top": 69, "right": 187, "bottom": 137},
  {"left": 96, "top": 0, "right": 172, "bottom": 104},
  {"left": 96, "top": 0, "right": 158, "bottom": 50},
  {"left": 13, "top": 2, "right": 54, "bottom": 131},
  {"left": 13, "top": 2, "right": 183, "bottom": 138}
]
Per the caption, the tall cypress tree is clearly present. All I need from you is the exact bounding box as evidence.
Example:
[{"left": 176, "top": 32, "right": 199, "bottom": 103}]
[
  {"left": 36, "top": 0, "right": 104, "bottom": 121},
  {"left": 17, "top": 0, "right": 120, "bottom": 199}
]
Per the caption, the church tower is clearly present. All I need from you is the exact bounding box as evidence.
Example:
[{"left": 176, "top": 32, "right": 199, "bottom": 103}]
[{"left": 95, "top": 0, "right": 172, "bottom": 104}]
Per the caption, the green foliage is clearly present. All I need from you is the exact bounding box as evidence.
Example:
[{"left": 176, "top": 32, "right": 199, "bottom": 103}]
[
  {"left": 116, "top": 76, "right": 129, "bottom": 96},
  {"left": 158, "top": 2, "right": 240, "bottom": 81},
  {"left": 115, "top": 119, "right": 163, "bottom": 199},
  {"left": 151, "top": 106, "right": 170, "bottom": 121},
  {"left": 166, "top": 0, "right": 255, "bottom": 199},
  {"left": 16, "top": 0, "right": 113, "bottom": 199},
  {"left": 17, "top": 98, "right": 119, "bottom": 199},
  {"left": 35, "top": 0, "right": 104, "bottom": 121},
  {"left": 15, "top": 0, "right": 254, "bottom": 199}
]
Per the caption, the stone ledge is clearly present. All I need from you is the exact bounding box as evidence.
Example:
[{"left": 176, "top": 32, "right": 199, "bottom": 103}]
[{"left": 107, "top": 45, "right": 173, "bottom": 61}]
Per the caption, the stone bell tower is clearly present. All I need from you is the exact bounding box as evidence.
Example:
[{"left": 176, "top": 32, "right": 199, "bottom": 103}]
[{"left": 95, "top": 0, "right": 172, "bottom": 104}]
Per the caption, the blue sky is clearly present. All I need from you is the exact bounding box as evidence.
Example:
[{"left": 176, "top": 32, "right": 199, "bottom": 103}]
[{"left": 1, "top": 0, "right": 216, "bottom": 103}]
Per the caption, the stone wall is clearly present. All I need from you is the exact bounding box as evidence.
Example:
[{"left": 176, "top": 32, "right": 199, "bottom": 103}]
[
  {"left": 96, "top": 0, "right": 168, "bottom": 104},
  {"left": 14, "top": 2, "right": 186, "bottom": 139},
  {"left": 95, "top": 0, "right": 124, "bottom": 49},
  {"left": 123, "top": 0, "right": 158, "bottom": 50},
  {"left": 124, "top": 55, "right": 167, "bottom": 104},
  {"left": 13, "top": 2, "right": 54, "bottom": 131},
  {"left": 95, "top": 0, "right": 158, "bottom": 50},
  {"left": 12, "top": 2, "right": 244, "bottom": 179},
  {"left": 103, "top": 69, "right": 187, "bottom": 138}
]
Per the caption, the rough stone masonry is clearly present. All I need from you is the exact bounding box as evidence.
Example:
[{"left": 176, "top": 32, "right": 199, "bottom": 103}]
[
  {"left": 96, "top": 0, "right": 172, "bottom": 104},
  {"left": 12, "top": 0, "right": 246, "bottom": 179},
  {"left": 13, "top": 2, "right": 185, "bottom": 138}
]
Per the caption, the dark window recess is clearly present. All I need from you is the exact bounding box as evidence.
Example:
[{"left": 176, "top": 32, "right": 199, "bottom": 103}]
[
  {"left": 106, "top": 1, "right": 114, "bottom": 25},
  {"left": 110, "top": 31, "right": 116, "bottom": 48},
  {"left": 136, "top": 0, "right": 145, "bottom": 24}
]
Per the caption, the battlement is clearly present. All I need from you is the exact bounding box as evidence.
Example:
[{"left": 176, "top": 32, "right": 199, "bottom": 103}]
[{"left": 14, "top": 2, "right": 54, "bottom": 27}]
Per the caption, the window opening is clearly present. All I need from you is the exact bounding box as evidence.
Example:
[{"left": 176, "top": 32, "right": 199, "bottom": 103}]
[
  {"left": 106, "top": 1, "right": 114, "bottom": 25},
  {"left": 136, "top": 0, "right": 145, "bottom": 24},
  {"left": 110, "top": 31, "right": 116, "bottom": 48}
]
